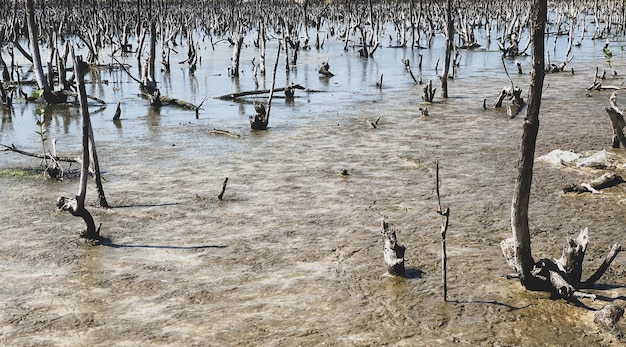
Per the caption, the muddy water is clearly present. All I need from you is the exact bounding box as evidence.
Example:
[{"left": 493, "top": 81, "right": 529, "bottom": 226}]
[{"left": 1, "top": 28, "right": 626, "bottom": 346}]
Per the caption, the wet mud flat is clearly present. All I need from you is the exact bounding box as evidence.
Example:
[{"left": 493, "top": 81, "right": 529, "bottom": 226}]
[
  {"left": 1, "top": 1, "right": 626, "bottom": 346},
  {"left": 2, "top": 71, "right": 626, "bottom": 345}
]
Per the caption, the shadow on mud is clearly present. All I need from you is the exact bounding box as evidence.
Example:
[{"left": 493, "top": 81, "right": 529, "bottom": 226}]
[
  {"left": 404, "top": 268, "right": 423, "bottom": 279},
  {"left": 447, "top": 299, "right": 524, "bottom": 311},
  {"left": 109, "top": 202, "right": 183, "bottom": 208},
  {"left": 98, "top": 237, "right": 227, "bottom": 250}
]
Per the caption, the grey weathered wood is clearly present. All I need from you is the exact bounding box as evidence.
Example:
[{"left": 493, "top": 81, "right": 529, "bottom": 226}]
[
  {"left": 381, "top": 219, "right": 406, "bottom": 277},
  {"left": 56, "top": 50, "right": 99, "bottom": 240},
  {"left": 508, "top": 0, "right": 546, "bottom": 287},
  {"left": 605, "top": 92, "right": 626, "bottom": 150}
]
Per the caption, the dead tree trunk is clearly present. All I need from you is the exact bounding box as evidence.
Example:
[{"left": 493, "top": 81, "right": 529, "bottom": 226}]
[
  {"left": 250, "top": 40, "right": 281, "bottom": 130},
  {"left": 56, "top": 50, "right": 99, "bottom": 241},
  {"left": 506, "top": 0, "right": 546, "bottom": 288},
  {"left": 441, "top": 0, "right": 453, "bottom": 98},
  {"left": 25, "top": 0, "right": 66, "bottom": 104},
  {"left": 25, "top": 0, "right": 47, "bottom": 93},
  {"left": 229, "top": 26, "right": 244, "bottom": 77},
  {"left": 258, "top": 19, "right": 267, "bottom": 75},
  {"left": 140, "top": 20, "right": 159, "bottom": 105},
  {"left": 381, "top": 219, "right": 406, "bottom": 277},
  {"left": 88, "top": 119, "right": 108, "bottom": 208},
  {"left": 501, "top": 0, "right": 622, "bottom": 300}
]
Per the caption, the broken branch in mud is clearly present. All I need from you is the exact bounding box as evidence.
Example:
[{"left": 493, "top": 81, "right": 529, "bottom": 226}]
[
  {"left": 582, "top": 243, "right": 623, "bottom": 288},
  {"left": 588, "top": 67, "right": 624, "bottom": 91},
  {"left": 1, "top": 143, "right": 78, "bottom": 163},
  {"left": 401, "top": 58, "right": 420, "bottom": 85},
  {"left": 381, "top": 219, "right": 406, "bottom": 277},
  {"left": 217, "top": 177, "right": 229, "bottom": 201},
  {"left": 208, "top": 129, "right": 241, "bottom": 138},
  {"left": 113, "top": 101, "right": 121, "bottom": 121}
]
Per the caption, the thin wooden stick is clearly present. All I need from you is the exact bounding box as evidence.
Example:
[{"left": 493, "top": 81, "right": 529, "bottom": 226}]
[
  {"left": 265, "top": 40, "right": 282, "bottom": 124},
  {"left": 218, "top": 177, "right": 229, "bottom": 200},
  {"left": 436, "top": 161, "right": 451, "bottom": 302}
]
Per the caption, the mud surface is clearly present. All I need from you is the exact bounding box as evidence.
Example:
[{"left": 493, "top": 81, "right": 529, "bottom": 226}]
[{"left": 1, "top": 23, "right": 626, "bottom": 346}]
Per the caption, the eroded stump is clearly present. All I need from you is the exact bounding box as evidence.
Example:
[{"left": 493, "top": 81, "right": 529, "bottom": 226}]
[{"left": 381, "top": 219, "right": 406, "bottom": 277}]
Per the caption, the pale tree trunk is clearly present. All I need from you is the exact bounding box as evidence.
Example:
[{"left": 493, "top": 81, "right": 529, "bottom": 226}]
[
  {"left": 230, "top": 26, "right": 244, "bottom": 77},
  {"left": 25, "top": 0, "right": 48, "bottom": 92},
  {"left": 441, "top": 0, "right": 453, "bottom": 98},
  {"left": 509, "top": 0, "right": 546, "bottom": 287},
  {"left": 410, "top": 0, "right": 415, "bottom": 49},
  {"left": 56, "top": 49, "right": 99, "bottom": 240}
]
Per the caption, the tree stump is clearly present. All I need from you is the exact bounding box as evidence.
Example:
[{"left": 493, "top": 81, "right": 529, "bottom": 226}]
[
  {"left": 381, "top": 219, "right": 406, "bottom": 277},
  {"left": 318, "top": 60, "right": 334, "bottom": 77},
  {"left": 605, "top": 92, "right": 626, "bottom": 150}
]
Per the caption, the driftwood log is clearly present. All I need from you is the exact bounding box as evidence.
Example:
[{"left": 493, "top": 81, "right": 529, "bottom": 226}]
[
  {"left": 380, "top": 219, "right": 406, "bottom": 277},
  {"left": 216, "top": 84, "right": 306, "bottom": 100},
  {"left": 563, "top": 172, "right": 624, "bottom": 194}
]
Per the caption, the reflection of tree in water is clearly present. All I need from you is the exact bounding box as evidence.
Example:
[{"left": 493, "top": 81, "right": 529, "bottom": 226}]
[
  {"left": 42, "top": 104, "right": 77, "bottom": 135},
  {"left": 146, "top": 106, "right": 162, "bottom": 133},
  {"left": 0, "top": 107, "right": 13, "bottom": 133}
]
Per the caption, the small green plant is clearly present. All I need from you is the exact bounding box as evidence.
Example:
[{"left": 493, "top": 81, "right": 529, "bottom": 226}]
[
  {"left": 34, "top": 107, "right": 48, "bottom": 168},
  {"left": 34, "top": 107, "right": 62, "bottom": 179}
]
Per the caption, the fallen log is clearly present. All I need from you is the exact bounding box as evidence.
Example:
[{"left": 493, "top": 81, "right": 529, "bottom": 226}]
[
  {"left": 215, "top": 84, "right": 306, "bottom": 100},
  {"left": 138, "top": 92, "right": 201, "bottom": 111},
  {"left": 563, "top": 172, "right": 624, "bottom": 194}
]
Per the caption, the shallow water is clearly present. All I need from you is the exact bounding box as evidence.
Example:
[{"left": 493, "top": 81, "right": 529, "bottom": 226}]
[{"left": 1, "top": 18, "right": 626, "bottom": 346}]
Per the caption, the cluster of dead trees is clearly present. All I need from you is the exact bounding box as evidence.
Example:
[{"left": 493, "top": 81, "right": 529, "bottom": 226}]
[
  {"left": 1, "top": 0, "right": 624, "bottom": 113},
  {"left": 378, "top": 3, "right": 624, "bottom": 328}
]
